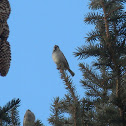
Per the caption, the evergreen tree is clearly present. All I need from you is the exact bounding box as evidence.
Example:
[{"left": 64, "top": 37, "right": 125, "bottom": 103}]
[
  {"left": 74, "top": 0, "right": 126, "bottom": 125},
  {"left": 49, "top": 0, "right": 126, "bottom": 126}
]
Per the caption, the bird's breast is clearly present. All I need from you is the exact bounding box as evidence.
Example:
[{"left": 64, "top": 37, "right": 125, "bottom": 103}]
[{"left": 52, "top": 51, "right": 61, "bottom": 64}]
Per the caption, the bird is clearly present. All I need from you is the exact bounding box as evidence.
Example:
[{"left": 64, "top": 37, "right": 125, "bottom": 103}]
[
  {"left": 23, "top": 109, "right": 35, "bottom": 126},
  {"left": 52, "top": 45, "right": 75, "bottom": 76}
]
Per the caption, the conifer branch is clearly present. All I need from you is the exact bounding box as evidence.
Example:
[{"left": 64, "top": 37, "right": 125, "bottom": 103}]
[
  {"left": 35, "top": 119, "right": 44, "bottom": 126},
  {"left": 60, "top": 70, "right": 79, "bottom": 126},
  {"left": 89, "top": 0, "right": 102, "bottom": 10},
  {"left": 106, "top": 6, "right": 123, "bottom": 18},
  {"left": 74, "top": 44, "right": 102, "bottom": 59},
  {"left": 79, "top": 63, "right": 101, "bottom": 85},
  {"left": 0, "top": 98, "right": 20, "bottom": 123},
  {"left": 86, "top": 30, "right": 101, "bottom": 42},
  {"left": 48, "top": 97, "right": 64, "bottom": 125},
  {"left": 10, "top": 106, "right": 20, "bottom": 126},
  {"left": 60, "top": 70, "right": 77, "bottom": 103},
  {"left": 84, "top": 12, "right": 103, "bottom": 24}
]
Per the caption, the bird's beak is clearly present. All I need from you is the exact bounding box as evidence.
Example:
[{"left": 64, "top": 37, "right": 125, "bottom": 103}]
[{"left": 53, "top": 45, "right": 58, "bottom": 51}]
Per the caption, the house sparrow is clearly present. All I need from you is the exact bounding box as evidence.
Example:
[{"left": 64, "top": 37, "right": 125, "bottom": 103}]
[
  {"left": 52, "top": 45, "right": 75, "bottom": 76},
  {"left": 23, "top": 109, "right": 35, "bottom": 126}
]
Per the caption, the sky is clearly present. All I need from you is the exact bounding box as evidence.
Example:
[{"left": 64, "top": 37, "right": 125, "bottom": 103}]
[{"left": 1, "top": 0, "right": 93, "bottom": 125}]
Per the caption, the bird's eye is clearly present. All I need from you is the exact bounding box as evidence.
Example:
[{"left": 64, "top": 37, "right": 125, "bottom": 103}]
[{"left": 54, "top": 45, "right": 59, "bottom": 51}]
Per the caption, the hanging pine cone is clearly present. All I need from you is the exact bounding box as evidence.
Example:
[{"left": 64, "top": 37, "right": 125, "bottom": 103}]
[
  {"left": 0, "top": 0, "right": 11, "bottom": 23},
  {"left": 0, "top": 22, "right": 9, "bottom": 40},
  {"left": 0, "top": 40, "right": 11, "bottom": 76}
]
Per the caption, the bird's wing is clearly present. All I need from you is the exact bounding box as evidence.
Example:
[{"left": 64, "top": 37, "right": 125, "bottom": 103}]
[{"left": 60, "top": 51, "right": 69, "bottom": 68}]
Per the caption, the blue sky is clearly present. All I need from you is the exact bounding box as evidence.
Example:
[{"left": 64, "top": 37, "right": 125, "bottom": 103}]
[{"left": 1, "top": 0, "right": 93, "bottom": 125}]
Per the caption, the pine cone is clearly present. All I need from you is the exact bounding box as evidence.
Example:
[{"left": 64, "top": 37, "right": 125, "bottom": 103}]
[
  {"left": 0, "top": 0, "right": 11, "bottom": 23},
  {"left": 0, "top": 22, "right": 9, "bottom": 40},
  {"left": 0, "top": 40, "right": 11, "bottom": 76}
]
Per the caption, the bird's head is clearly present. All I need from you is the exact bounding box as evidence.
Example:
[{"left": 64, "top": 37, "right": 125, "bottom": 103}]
[{"left": 53, "top": 45, "right": 59, "bottom": 52}]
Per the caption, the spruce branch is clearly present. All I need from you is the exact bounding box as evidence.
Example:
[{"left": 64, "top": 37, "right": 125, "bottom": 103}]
[
  {"left": 10, "top": 106, "right": 20, "bottom": 126},
  {"left": 79, "top": 63, "right": 101, "bottom": 85},
  {"left": 60, "top": 69, "right": 80, "bottom": 126},
  {"left": 106, "top": 0, "right": 126, "bottom": 6},
  {"left": 35, "top": 119, "right": 44, "bottom": 126},
  {"left": 89, "top": 0, "right": 103, "bottom": 10},
  {"left": 84, "top": 12, "right": 103, "bottom": 24},
  {"left": 60, "top": 70, "right": 78, "bottom": 102},
  {"left": 86, "top": 30, "right": 101, "bottom": 42},
  {"left": 0, "top": 98, "right": 20, "bottom": 124},
  {"left": 48, "top": 97, "right": 71, "bottom": 126},
  {"left": 74, "top": 44, "right": 103, "bottom": 59},
  {"left": 106, "top": 6, "right": 123, "bottom": 18}
]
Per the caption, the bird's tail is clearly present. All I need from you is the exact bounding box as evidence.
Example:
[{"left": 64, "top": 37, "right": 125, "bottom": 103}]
[{"left": 68, "top": 68, "right": 75, "bottom": 76}]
